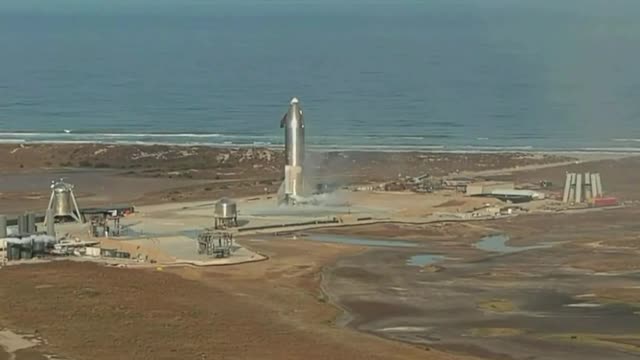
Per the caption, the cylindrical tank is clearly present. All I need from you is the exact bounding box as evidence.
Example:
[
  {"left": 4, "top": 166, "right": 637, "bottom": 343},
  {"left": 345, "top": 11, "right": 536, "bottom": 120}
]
[
  {"left": 17, "top": 215, "right": 28, "bottom": 234},
  {"left": 32, "top": 240, "right": 46, "bottom": 255},
  {"left": 26, "top": 212, "right": 36, "bottom": 234},
  {"left": 52, "top": 182, "right": 74, "bottom": 216},
  {"left": 8, "top": 245, "right": 21, "bottom": 260},
  {"left": 0, "top": 215, "right": 7, "bottom": 238},
  {"left": 214, "top": 198, "right": 237, "bottom": 219},
  {"left": 46, "top": 209, "right": 56, "bottom": 236},
  {"left": 20, "top": 248, "right": 32, "bottom": 260}
]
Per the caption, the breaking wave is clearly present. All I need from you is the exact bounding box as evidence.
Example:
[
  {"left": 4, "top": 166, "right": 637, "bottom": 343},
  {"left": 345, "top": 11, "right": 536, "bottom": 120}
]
[{"left": 1, "top": 132, "right": 640, "bottom": 153}]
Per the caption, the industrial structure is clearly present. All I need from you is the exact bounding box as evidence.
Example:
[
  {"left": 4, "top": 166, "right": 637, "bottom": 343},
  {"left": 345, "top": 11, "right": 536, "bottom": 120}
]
[
  {"left": 466, "top": 181, "right": 544, "bottom": 203},
  {"left": 562, "top": 172, "right": 604, "bottom": 203},
  {"left": 44, "top": 179, "right": 84, "bottom": 225},
  {"left": 279, "top": 97, "right": 306, "bottom": 205},
  {"left": 15, "top": 212, "right": 37, "bottom": 235},
  {"left": 197, "top": 230, "right": 233, "bottom": 258},
  {"left": 0, "top": 215, "right": 7, "bottom": 238},
  {"left": 214, "top": 198, "right": 238, "bottom": 229},
  {"left": 466, "top": 182, "right": 515, "bottom": 196},
  {"left": 0, "top": 239, "right": 6, "bottom": 266},
  {"left": 1, "top": 235, "right": 57, "bottom": 261}
]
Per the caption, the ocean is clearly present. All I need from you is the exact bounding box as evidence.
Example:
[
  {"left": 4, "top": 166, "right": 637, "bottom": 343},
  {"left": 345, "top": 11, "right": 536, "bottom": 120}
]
[{"left": 1, "top": 0, "right": 640, "bottom": 152}]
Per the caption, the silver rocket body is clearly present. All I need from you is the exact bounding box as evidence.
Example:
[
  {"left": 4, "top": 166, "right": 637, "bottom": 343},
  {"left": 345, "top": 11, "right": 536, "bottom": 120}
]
[{"left": 279, "top": 97, "right": 305, "bottom": 205}]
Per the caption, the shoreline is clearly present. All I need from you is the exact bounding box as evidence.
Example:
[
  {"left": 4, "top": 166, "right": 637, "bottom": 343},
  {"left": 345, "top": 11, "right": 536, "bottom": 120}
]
[{"left": 1, "top": 140, "right": 640, "bottom": 157}]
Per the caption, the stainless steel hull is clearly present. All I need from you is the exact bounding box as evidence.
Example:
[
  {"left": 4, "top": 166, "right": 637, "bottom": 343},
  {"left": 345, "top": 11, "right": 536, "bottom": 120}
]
[{"left": 280, "top": 98, "right": 305, "bottom": 204}]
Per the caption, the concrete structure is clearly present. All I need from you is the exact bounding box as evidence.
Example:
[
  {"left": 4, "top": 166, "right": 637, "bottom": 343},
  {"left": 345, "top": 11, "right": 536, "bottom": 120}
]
[
  {"left": 45, "top": 209, "right": 56, "bottom": 236},
  {"left": 466, "top": 182, "right": 515, "bottom": 196},
  {"left": 576, "top": 173, "right": 583, "bottom": 203},
  {"left": 279, "top": 97, "right": 305, "bottom": 205},
  {"left": 0, "top": 215, "right": 6, "bottom": 238},
  {"left": 2, "top": 235, "right": 57, "bottom": 261},
  {"left": 45, "top": 179, "right": 84, "bottom": 225},
  {"left": 562, "top": 172, "right": 573, "bottom": 203},
  {"left": 563, "top": 172, "right": 604, "bottom": 203}
]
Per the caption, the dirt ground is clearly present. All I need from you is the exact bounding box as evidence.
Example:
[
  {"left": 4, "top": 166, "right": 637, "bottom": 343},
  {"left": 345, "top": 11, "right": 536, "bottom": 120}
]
[
  {"left": 1, "top": 147, "right": 639, "bottom": 360},
  {"left": 0, "top": 144, "right": 572, "bottom": 214},
  {"left": 0, "top": 240, "right": 475, "bottom": 360},
  {"left": 490, "top": 155, "right": 640, "bottom": 200},
  {"left": 319, "top": 207, "right": 640, "bottom": 360},
  {"left": 0, "top": 144, "right": 570, "bottom": 180}
]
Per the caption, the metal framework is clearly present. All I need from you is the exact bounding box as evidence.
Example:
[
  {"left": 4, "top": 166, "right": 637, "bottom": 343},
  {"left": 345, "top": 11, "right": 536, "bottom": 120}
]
[
  {"left": 197, "top": 230, "right": 233, "bottom": 258},
  {"left": 44, "top": 178, "right": 84, "bottom": 225}
]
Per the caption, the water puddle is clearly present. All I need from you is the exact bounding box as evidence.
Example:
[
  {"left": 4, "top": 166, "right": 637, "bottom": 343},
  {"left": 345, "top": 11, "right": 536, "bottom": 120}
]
[
  {"left": 378, "top": 326, "right": 429, "bottom": 333},
  {"left": 179, "top": 230, "right": 200, "bottom": 240},
  {"left": 0, "top": 329, "right": 66, "bottom": 359},
  {"left": 119, "top": 228, "right": 199, "bottom": 240},
  {"left": 304, "top": 234, "right": 417, "bottom": 248},
  {"left": 406, "top": 254, "right": 445, "bottom": 266},
  {"left": 474, "top": 234, "right": 553, "bottom": 254},
  {"left": 0, "top": 329, "right": 35, "bottom": 354},
  {"left": 575, "top": 293, "right": 597, "bottom": 298},
  {"left": 565, "top": 303, "right": 603, "bottom": 308}
]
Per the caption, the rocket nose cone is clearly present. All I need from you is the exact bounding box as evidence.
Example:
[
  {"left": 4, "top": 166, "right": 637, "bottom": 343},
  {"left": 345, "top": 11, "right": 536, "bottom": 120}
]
[{"left": 290, "top": 97, "right": 299, "bottom": 105}]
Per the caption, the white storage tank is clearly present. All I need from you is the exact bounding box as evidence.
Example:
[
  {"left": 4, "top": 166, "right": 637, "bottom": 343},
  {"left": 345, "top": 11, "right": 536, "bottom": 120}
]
[{"left": 214, "top": 198, "right": 238, "bottom": 229}]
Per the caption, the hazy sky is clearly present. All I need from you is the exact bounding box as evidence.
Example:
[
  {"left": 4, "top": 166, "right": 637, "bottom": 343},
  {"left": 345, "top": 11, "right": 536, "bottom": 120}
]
[
  {"left": 0, "top": 0, "right": 416, "bottom": 13},
  {"left": 3, "top": 0, "right": 640, "bottom": 16}
]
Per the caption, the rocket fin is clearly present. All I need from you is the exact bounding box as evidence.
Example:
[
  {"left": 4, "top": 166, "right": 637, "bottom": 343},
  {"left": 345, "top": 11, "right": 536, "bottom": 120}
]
[{"left": 280, "top": 113, "right": 287, "bottom": 128}]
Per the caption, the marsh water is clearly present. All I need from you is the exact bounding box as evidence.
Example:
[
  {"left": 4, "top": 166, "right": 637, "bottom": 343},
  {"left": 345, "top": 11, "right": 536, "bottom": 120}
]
[
  {"left": 473, "top": 234, "right": 554, "bottom": 253},
  {"left": 305, "top": 234, "right": 417, "bottom": 248}
]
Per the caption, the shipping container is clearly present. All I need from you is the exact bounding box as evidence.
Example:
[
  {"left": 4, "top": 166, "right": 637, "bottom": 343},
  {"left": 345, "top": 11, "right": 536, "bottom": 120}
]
[
  {"left": 593, "top": 197, "right": 618, "bottom": 207},
  {"left": 101, "top": 248, "right": 117, "bottom": 257},
  {"left": 86, "top": 247, "right": 101, "bottom": 257}
]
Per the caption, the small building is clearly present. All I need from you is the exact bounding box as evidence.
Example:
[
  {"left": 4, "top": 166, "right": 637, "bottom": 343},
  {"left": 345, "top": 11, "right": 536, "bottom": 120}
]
[
  {"left": 500, "top": 206, "right": 528, "bottom": 215},
  {"left": 472, "top": 206, "right": 502, "bottom": 217},
  {"left": 443, "top": 178, "right": 473, "bottom": 190},
  {"left": 466, "top": 182, "right": 515, "bottom": 196},
  {"left": 489, "top": 189, "right": 545, "bottom": 203}
]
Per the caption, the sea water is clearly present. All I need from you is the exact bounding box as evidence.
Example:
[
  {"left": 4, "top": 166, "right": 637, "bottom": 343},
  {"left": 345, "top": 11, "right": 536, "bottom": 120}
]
[{"left": 1, "top": 1, "right": 640, "bottom": 151}]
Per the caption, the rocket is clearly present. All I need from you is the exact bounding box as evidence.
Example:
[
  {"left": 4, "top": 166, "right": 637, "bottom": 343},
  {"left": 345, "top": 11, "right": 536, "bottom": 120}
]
[{"left": 279, "top": 97, "right": 305, "bottom": 205}]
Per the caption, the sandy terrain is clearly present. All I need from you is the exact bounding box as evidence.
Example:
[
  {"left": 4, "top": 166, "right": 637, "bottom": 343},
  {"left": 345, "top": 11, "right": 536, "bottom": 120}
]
[
  {"left": 0, "top": 144, "right": 571, "bottom": 179},
  {"left": 1, "top": 144, "right": 640, "bottom": 360},
  {"left": 0, "top": 240, "right": 476, "bottom": 360},
  {"left": 0, "top": 143, "right": 572, "bottom": 214}
]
